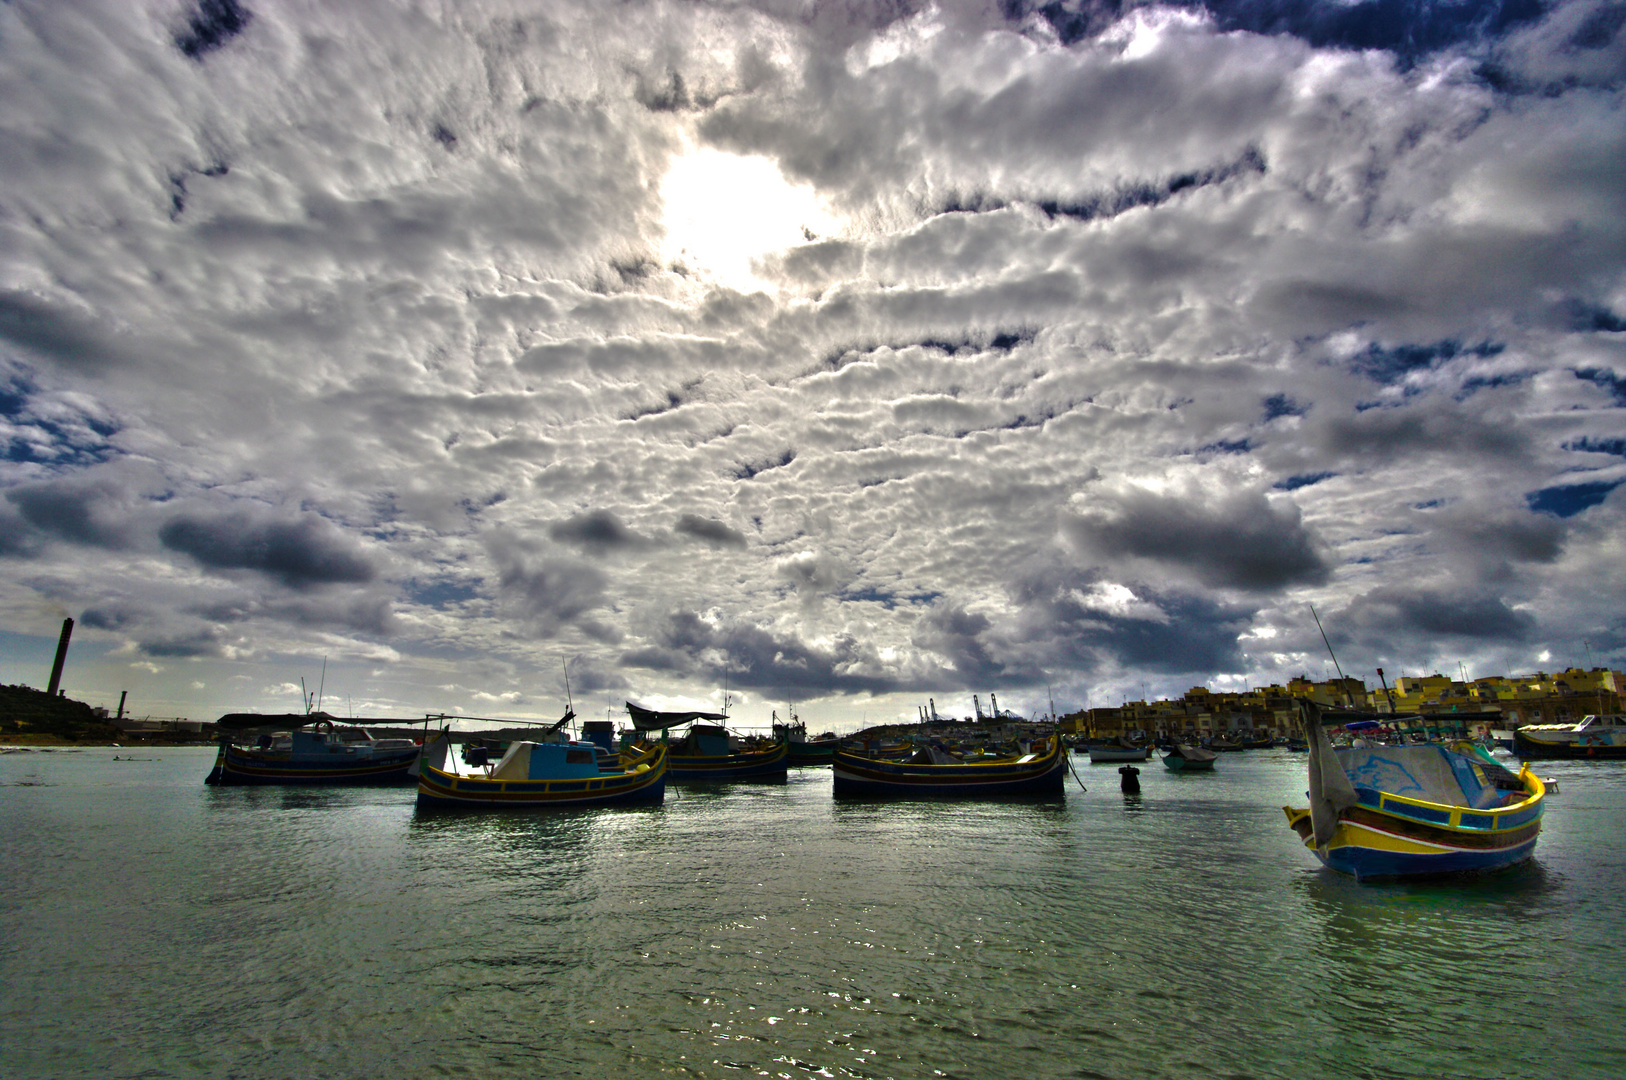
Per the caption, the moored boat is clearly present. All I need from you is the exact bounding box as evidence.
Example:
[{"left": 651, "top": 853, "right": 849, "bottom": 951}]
[
  {"left": 1512, "top": 714, "right": 1626, "bottom": 759},
  {"left": 204, "top": 714, "right": 422, "bottom": 785},
  {"left": 831, "top": 736, "right": 1066, "bottom": 798},
  {"left": 415, "top": 731, "right": 667, "bottom": 809},
  {"left": 1088, "top": 737, "right": 1152, "bottom": 763},
  {"left": 1161, "top": 743, "right": 1218, "bottom": 772},
  {"left": 1283, "top": 702, "right": 1545, "bottom": 881},
  {"left": 624, "top": 703, "right": 790, "bottom": 783},
  {"left": 773, "top": 710, "right": 838, "bottom": 766}
]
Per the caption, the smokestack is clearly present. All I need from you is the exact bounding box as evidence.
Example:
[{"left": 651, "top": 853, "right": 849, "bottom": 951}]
[{"left": 46, "top": 617, "right": 74, "bottom": 696}]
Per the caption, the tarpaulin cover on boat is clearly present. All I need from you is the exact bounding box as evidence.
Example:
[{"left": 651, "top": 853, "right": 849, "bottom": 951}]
[
  {"left": 1333, "top": 745, "right": 1506, "bottom": 810},
  {"left": 625, "top": 702, "right": 729, "bottom": 731}
]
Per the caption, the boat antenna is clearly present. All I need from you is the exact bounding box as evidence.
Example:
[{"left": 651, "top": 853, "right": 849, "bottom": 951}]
[
  {"left": 317, "top": 656, "right": 327, "bottom": 714},
  {"left": 562, "top": 659, "right": 577, "bottom": 739},
  {"left": 1309, "top": 604, "right": 1354, "bottom": 707},
  {"left": 300, "top": 677, "right": 310, "bottom": 715},
  {"left": 1309, "top": 604, "right": 1345, "bottom": 680}
]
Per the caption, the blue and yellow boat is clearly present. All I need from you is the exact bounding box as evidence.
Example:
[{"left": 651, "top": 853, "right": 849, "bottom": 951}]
[
  {"left": 415, "top": 731, "right": 667, "bottom": 810},
  {"left": 1284, "top": 704, "right": 1544, "bottom": 881},
  {"left": 831, "top": 736, "right": 1066, "bottom": 798}
]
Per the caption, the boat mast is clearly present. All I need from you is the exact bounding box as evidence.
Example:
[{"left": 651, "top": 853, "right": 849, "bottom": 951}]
[{"left": 1309, "top": 604, "right": 1354, "bottom": 708}]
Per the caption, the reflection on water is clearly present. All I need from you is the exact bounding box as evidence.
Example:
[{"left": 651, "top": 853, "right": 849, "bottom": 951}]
[{"left": 2, "top": 749, "right": 1624, "bottom": 1079}]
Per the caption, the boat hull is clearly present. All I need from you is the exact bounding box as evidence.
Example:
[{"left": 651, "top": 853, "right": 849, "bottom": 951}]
[
  {"left": 831, "top": 740, "right": 1066, "bottom": 798},
  {"left": 1089, "top": 746, "right": 1151, "bottom": 763},
  {"left": 665, "top": 739, "right": 790, "bottom": 783},
  {"left": 1283, "top": 800, "right": 1543, "bottom": 881},
  {"left": 205, "top": 743, "right": 421, "bottom": 785},
  {"left": 1161, "top": 753, "right": 1216, "bottom": 772},
  {"left": 787, "top": 740, "right": 838, "bottom": 766},
  {"left": 416, "top": 746, "right": 667, "bottom": 809}
]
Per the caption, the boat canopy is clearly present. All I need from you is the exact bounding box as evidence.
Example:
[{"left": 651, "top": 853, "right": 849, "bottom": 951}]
[
  {"left": 215, "top": 711, "right": 336, "bottom": 731},
  {"left": 625, "top": 702, "right": 729, "bottom": 731}
]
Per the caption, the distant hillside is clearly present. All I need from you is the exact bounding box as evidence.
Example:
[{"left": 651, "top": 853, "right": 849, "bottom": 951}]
[{"left": 0, "top": 684, "right": 120, "bottom": 743}]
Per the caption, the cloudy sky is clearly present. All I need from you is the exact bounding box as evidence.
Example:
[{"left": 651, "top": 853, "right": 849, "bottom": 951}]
[{"left": 2, "top": 0, "right": 1622, "bottom": 730}]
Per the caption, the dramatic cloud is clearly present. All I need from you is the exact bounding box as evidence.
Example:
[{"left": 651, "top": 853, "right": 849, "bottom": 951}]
[
  {"left": 158, "top": 509, "right": 379, "bottom": 589},
  {"left": 675, "top": 513, "right": 748, "bottom": 546},
  {"left": 0, "top": 0, "right": 1622, "bottom": 723},
  {"left": 1065, "top": 483, "right": 1332, "bottom": 591}
]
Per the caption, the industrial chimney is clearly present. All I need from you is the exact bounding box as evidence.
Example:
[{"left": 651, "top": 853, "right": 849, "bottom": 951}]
[{"left": 46, "top": 617, "right": 74, "bottom": 696}]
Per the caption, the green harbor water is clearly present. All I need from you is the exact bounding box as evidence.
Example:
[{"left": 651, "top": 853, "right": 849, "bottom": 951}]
[{"left": 2, "top": 747, "right": 1623, "bottom": 1079}]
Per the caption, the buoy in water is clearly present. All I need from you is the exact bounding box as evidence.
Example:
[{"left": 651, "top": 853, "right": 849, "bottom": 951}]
[{"left": 1119, "top": 764, "right": 1141, "bottom": 794}]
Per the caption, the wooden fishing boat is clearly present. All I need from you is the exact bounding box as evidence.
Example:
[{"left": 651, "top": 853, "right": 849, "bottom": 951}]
[
  {"left": 624, "top": 703, "right": 790, "bottom": 783},
  {"left": 204, "top": 714, "right": 422, "bottom": 785},
  {"left": 1513, "top": 714, "right": 1626, "bottom": 759},
  {"left": 1284, "top": 703, "right": 1545, "bottom": 881},
  {"left": 1088, "top": 738, "right": 1152, "bottom": 763},
  {"left": 831, "top": 736, "right": 1066, "bottom": 798},
  {"left": 415, "top": 732, "right": 667, "bottom": 809},
  {"left": 773, "top": 711, "right": 838, "bottom": 766},
  {"left": 1161, "top": 743, "right": 1217, "bottom": 771}
]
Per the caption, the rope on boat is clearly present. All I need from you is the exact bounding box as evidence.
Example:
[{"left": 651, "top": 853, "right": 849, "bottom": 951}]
[{"left": 1065, "top": 751, "right": 1087, "bottom": 792}]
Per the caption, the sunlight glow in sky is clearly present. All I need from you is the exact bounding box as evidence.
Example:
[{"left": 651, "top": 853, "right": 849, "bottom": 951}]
[{"left": 659, "top": 146, "right": 840, "bottom": 291}]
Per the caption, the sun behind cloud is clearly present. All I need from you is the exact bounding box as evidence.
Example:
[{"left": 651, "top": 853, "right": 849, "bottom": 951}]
[{"left": 658, "top": 144, "right": 840, "bottom": 291}]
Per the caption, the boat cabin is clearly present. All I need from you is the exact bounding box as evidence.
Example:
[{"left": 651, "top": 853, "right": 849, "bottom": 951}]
[
  {"left": 254, "top": 727, "right": 366, "bottom": 755},
  {"left": 487, "top": 740, "right": 604, "bottom": 781},
  {"left": 679, "top": 724, "right": 734, "bottom": 756}
]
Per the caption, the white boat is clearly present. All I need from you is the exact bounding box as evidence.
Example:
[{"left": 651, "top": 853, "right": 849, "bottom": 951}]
[
  {"left": 1088, "top": 739, "right": 1152, "bottom": 763},
  {"left": 1513, "top": 714, "right": 1626, "bottom": 760}
]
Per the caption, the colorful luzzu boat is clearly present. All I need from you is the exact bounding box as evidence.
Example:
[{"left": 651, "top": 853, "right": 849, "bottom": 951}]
[
  {"left": 623, "top": 703, "right": 790, "bottom": 783},
  {"left": 415, "top": 730, "right": 667, "bottom": 810},
  {"left": 831, "top": 735, "right": 1067, "bottom": 798},
  {"left": 1284, "top": 704, "right": 1544, "bottom": 881}
]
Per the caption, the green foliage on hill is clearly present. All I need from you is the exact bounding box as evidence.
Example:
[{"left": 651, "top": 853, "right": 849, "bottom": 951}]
[{"left": 0, "top": 684, "right": 120, "bottom": 743}]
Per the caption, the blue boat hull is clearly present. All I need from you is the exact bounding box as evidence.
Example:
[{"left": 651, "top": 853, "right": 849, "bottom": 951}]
[{"left": 1317, "top": 834, "right": 1540, "bottom": 881}]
